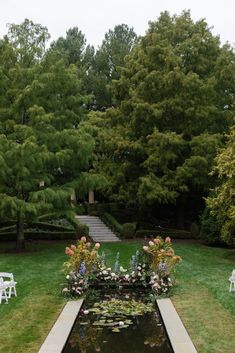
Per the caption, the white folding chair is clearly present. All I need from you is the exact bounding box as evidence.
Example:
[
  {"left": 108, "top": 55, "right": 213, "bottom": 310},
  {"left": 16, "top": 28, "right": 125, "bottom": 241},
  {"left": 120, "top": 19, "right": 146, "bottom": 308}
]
[
  {"left": 229, "top": 269, "right": 235, "bottom": 293},
  {"left": 0, "top": 277, "right": 8, "bottom": 304},
  {"left": 0, "top": 273, "right": 17, "bottom": 298}
]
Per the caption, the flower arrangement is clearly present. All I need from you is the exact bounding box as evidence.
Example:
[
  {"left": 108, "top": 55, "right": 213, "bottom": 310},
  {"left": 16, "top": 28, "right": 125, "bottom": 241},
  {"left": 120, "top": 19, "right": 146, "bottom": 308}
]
[
  {"left": 143, "top": 236, "right": 181, "bottom": 293},
  {"left": 63, "top": 236, "right": 181, "bottom": 296},
  {"left": 64, "top": 236, "right": 100, "bottom": 274},
  {"left": 63, "top": 236, "right": 100, "bottom": 295}
]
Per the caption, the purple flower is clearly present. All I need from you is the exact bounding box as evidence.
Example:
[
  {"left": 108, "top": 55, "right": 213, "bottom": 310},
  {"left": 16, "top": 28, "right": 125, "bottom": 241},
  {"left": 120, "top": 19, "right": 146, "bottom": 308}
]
[{"left": 79, "top": 261, "right": 86, "bottom": 276}]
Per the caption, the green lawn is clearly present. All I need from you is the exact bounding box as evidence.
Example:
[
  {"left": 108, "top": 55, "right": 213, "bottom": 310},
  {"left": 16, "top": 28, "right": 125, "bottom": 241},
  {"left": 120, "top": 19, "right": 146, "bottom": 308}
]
[{"left": 0, "top": 241, "right": 234, "bottom": 353}]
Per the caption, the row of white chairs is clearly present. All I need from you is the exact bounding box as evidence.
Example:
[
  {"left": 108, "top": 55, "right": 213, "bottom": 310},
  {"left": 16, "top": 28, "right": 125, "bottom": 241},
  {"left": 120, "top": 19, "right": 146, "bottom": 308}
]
[{"left": 0, "top": 273, "right": 17, "bottom": 304}]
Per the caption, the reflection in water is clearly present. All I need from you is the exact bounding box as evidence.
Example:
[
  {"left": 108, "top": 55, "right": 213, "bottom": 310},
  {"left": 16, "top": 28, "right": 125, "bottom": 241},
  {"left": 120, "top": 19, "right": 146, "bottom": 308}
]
[{"left": 63, "top": 291, "right": 173, "bottom": 353}]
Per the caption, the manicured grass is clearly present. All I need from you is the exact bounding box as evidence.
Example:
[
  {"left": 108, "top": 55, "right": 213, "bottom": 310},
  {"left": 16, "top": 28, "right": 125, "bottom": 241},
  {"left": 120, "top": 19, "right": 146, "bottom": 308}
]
[
  {"left": 0, "top": 240, "right": 234, "bottom": 353},
  {"left": 172, "top": 243, "right": 235, "bottom": 353}
]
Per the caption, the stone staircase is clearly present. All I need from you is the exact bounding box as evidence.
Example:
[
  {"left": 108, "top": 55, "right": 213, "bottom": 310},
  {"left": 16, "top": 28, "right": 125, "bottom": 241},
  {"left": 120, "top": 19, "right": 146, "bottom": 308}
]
[{"left": 75, "top": 215, "right": 120, "bottom": 243}]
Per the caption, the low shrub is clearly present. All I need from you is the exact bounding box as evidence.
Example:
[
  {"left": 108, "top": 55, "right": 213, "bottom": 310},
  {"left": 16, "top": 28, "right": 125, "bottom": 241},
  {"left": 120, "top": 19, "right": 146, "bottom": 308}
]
[
  {"left": 135, "top": 229, "right": 191, "bottom": 239},
  {"left": 200, "top": 207, "right": 222, "bottom": 245},
  {"left": 0, "top": 225, "right": 16, "bottom": 233},
  {"left": 30, "top": 222, "right": 73, "bottom": 232},
  {"left": 101, "top": 213, "right": 122, "bottom": 234},
  {"left": 0, "top": 231, "right": 77, "bottom": 241},
  {"left": 121, "top": 223, "right": 136, "bottom": 238},
  {"left": 190, "top": 222, "right": 200, "bottom": 238}
]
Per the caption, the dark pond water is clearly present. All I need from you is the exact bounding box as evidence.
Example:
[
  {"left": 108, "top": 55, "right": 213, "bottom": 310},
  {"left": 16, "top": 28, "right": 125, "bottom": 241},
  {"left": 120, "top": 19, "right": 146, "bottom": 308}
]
[{"left": 63, "top": 290, "right": 173, "bottom": 353}]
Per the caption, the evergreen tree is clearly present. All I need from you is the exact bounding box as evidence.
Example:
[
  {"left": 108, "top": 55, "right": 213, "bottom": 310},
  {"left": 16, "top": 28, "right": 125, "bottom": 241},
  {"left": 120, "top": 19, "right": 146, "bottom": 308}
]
[
  {"left": 0, "top": 20, "right": 99, "bottom": 249},
  {"left": 98, "top": 11, "right": 235, "bottom": 226}
]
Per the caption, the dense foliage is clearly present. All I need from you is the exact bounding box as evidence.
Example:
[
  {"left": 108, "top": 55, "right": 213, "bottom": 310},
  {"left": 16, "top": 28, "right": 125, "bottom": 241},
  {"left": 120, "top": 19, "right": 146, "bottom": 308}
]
[
  {"left": 205, "top": 124, "right": 235, "bottom": 244},
  {"left": 0, "top": 11, "right": 234, "bottom": 245},
  {"left": 85, "top": 11, "right": 235, "bottom": 232},
  {"left": 0, "top": 20, "right": 101, "bottom": 248}
]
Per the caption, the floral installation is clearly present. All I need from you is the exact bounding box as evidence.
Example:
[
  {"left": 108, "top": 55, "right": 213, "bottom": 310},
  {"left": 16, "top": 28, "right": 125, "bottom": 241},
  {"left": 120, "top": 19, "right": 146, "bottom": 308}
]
[
  {"left": 63, "top": 236, "right": 100, "bottom": 295},
  {"left": 143, "top": 236, "right": 181, "bottom": 294},
  {"left": 63, "top": 236, "right": 181, "bottom": 296}
]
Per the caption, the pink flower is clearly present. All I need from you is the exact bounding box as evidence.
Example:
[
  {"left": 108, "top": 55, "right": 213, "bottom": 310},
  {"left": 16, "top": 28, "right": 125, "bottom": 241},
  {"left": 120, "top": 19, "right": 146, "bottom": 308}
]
[
  {"left": 86, "top": 242, "right": 91, "bottom": 248},
  {"left": 71, "top": 244, "right": 76, "bottom": 251},
  {"left": 81, "top": 236, "right": 87, "bottom": 242},
  {"left": 165, "top": 237, "right": 171, "bottom": 243},
  {"left": 65, "top": 247, "right": 74, "bottom": 256},
  {"left": 154, "top": 238, "right": 161, "bottom": 245},
  {"left": 95, "top": 243, "right": 100, "bottom": 249}
]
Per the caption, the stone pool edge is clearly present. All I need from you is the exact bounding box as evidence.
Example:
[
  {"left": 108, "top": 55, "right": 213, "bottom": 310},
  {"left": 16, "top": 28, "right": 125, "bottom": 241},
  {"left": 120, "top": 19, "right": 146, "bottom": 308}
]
[
  {"left": 38, "top": 299, "right": 83, "bottom": 353},
  {"left": 157, "top": 298, "right": 198, "bottom": 353}
]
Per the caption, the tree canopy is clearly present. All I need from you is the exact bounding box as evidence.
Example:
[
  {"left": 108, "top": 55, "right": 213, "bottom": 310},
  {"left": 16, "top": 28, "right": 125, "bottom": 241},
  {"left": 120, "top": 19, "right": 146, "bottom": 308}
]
[
  {"left": 89, "top": 11, "right": 235, "bottom": 227},
  {"left": 206, "top": 124, "right": 235, "bottom": 244}
]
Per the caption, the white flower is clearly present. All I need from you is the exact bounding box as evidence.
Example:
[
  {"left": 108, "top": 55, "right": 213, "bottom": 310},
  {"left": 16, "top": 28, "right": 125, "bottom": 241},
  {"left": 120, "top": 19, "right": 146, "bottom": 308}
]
[
  {"left": 107, "top": 267, "right": 111, "bottom": 271},
  {"left": 83, "top": 310, "right": 89, "bottom": 315},
  {"left": 149, "top": 241, "right": 154, "bottom": 246},
  {"left": 102, "top": 270, "right": 108, "bottom": 275},
  {"left": 111, "top": 272, "right": 116, "bottom": 277},
  {"left": 120, "top": 266, "right": 127, "bottom": 272},
  {"left": 62, "top": 288, "right": 69, "bottom": 293},
  {"left": 137, "top": 266, "right": 141, "bottom": 270},
  {"left": 66, "top": 275, "right": 70, "bottom": 280},
  {"left": 119, "top": 321, "right": 124, "bottom": 326},
  {"left": 124, "top": 274, "right": 130, "bottom": 280}
]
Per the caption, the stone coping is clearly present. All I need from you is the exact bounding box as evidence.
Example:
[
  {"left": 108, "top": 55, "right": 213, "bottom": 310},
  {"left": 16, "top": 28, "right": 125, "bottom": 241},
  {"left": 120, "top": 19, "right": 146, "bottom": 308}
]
[
  {"left": 157, "top": 298, "right": 198, "bottom": 353},
  {"left": 38, "top": 300, "right": 83, "bottom": 353}
]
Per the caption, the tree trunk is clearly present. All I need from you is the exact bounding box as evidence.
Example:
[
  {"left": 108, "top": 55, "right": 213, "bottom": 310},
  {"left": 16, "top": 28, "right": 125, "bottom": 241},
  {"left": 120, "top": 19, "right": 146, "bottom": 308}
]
[
  {"left": 16, "top": 212, "right": 25, "bottom": 250},
  {"left": 88, "top": 190, "right": 94, "bottom": 204}
]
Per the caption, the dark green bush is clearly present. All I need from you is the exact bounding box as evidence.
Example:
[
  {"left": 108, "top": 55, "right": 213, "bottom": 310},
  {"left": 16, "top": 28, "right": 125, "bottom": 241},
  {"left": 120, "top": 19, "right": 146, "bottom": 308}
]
[
  {"left": 75, "top": 223, "right": 89, "bottom": 237},
  {"left": 135, "top": 229, "right": 191, "bottom": 239},
  {"left": 31, "top": 222, "right": 73, "bottom": 232},
  {"left": 0, "top": 225, "right": 16, "bottom": 233},
  {"left": 190, "top": 222, "right": 200, "bottom": 238},
  {"left": 121, "top": 223, "right": 136, "bottom": 238},
  {"left": 0, "top": 231, "right": 77, "bottom": 242},
  {"left": 200, "top": 208, "right": 222, "bottom": 244},
  {"left": 101, "top": 213, "right": 122, "bottom": 234}
]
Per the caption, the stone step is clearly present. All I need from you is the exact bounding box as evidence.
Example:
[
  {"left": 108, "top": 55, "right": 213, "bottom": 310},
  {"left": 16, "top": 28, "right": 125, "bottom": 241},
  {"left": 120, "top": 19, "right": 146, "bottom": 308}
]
[{"left": 76, "top": 215, "right": 120, "bottom": 242}]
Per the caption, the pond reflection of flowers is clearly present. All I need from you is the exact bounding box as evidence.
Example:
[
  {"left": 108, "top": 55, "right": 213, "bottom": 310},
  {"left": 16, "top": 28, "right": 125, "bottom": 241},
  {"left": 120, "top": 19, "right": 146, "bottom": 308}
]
[
  {"left": 68, "top": 324, "right": 101, "bottom": 353},
  {"left": 144, "top": 326, "right": 166, "bottom": 348}
]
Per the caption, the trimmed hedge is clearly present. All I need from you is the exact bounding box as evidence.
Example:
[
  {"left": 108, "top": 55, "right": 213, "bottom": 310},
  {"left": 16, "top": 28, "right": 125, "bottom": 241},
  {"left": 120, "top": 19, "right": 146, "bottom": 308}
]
[
  {"left": 0, "top": 225, "right": 16, "bottom": 233},
  {"left": 31, "top": 222, "right": 73, "bottom": 232},
  {"left": 121, "top": 223, "right": 136, "bottom": 238},
  {"left": 0, "top": 231, "right": 78, "bottom": 242},
  {"left": 101, "top": 213, "right": 122, "bottom": 235},
  {"left": 135, "top": 229, "right": 191, "bottom": 239}
]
